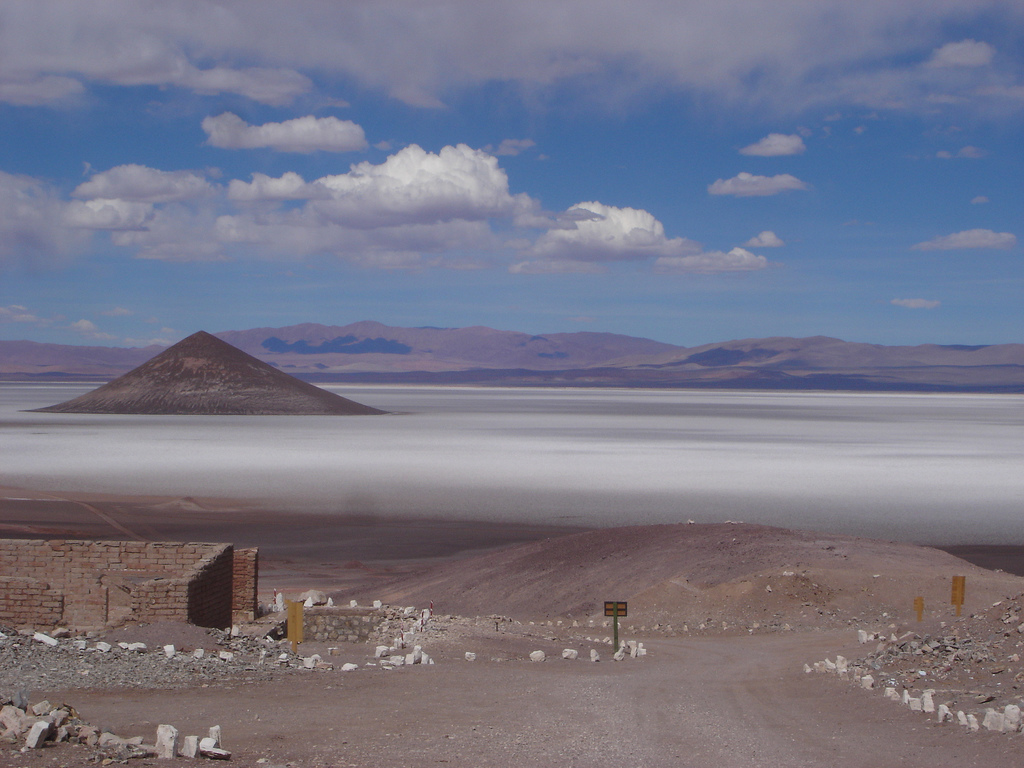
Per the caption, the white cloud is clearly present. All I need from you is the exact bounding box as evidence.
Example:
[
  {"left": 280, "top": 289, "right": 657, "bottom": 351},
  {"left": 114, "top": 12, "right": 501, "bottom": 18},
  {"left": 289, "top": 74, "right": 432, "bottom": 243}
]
[
  {"left": 509, "top": 260, "right": 606, "bottom": 274},
  {"left": 739, "top": 133, "right": 806, "bottom": 156},
  {"left": 653, "top": 247, "right": 768, "bottom": 274},
  {"left": 891, "top": 298, "right": 940, "bottom": 309},
  {"left": 64, "top": 198, "right": 154, "bottom": 230},
  {"left": 0, "top": 305, "right": 53, "bottom": 325},
  {"left": 708, "top": 172, "right": 809, "bottom": 197},
  {"left": 744, "top": 230, "right": 785, "bottom": 248},
  {"left": 927, "top": 40, "right": 996, "bottom": 68},
  {"left": 70, "top": 319, "right": 98, "bottom": 333},
  {"left": 971, "top": 195, "right": 989, "bottom": 204},
  {"left": 73, "top": 165, "right": 213, "bottom": 203},
  {"left": 100, "top": 306, "right": 134, "bottom": 317},
  {"left": 937, "top": 145, "right": 986, "bottom": 159},
  {"left": 309, "top": 144, "right": 529, "bottom": 228},
  {"left": 492, "top": 139, "right": 536, "bottom": 156},
  {"left": 528, "top": 201, "right": 701, "bottom": 262},
  {"left": 912, "top": 229, "right": 1016, "bottom": 250},
  {"left": 0, "top": 75, "right": 83, "bottom": 105},
  {"left": 227, "top": 172, "right": 329, "bottom": 202},
  {"left": 202, "top": 112, "right": 368, "bottom": 153},
  {"left": 0, "top": 171, "right": 86, "bottom": 267}
]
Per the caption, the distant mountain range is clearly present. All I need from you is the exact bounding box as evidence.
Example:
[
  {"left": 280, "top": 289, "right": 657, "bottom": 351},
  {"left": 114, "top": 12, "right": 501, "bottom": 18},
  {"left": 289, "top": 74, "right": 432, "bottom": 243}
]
[{"left": 3, "top": 321, "right": 1023, "bottom": 392}]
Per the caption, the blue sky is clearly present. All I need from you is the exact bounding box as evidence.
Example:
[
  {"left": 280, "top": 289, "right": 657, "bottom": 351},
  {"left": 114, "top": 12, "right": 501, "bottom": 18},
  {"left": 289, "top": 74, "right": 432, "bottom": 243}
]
[{"left": 1, "top": 1, "right": 1021, "bottom": 348}]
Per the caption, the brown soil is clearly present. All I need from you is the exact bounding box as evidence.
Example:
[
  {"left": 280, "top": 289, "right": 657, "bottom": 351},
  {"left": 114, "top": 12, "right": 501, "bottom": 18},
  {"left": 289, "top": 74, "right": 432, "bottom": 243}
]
[{"left": 3, "top": 486, "right": 1024, "bottom": 767}]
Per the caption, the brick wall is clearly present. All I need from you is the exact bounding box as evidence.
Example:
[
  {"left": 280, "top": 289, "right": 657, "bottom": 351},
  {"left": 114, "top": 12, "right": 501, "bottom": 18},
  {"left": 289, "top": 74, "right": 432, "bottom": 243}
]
[
  {"left": 0, "top": 539, "right": 250, "bottom": 631},
  {"left": 231, "top": 548, "right": 259, "bottom": 622}
]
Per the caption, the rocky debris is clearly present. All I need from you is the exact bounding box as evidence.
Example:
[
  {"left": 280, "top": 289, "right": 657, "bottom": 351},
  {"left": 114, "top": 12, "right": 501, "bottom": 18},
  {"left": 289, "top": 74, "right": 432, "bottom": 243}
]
[{"left": 811, "top": 596, "right": 1024, "bottom": 736}]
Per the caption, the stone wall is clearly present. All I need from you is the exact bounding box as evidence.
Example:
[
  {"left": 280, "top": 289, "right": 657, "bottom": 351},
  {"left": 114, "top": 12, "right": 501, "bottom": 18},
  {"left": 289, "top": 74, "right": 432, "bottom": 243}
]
[
  {"left": 0, "top": 539, "right": 256, "bottom": 631},
  {"left": 303, "top": 607, "right": 384, "bottom": 642}
]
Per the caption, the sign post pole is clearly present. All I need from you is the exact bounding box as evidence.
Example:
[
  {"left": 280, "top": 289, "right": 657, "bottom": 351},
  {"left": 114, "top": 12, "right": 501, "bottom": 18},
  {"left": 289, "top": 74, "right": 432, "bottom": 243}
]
[
  {"left": 604, "top": 601, "right": 628, "bottom": 652},
  {"left": 951, "top": 576, "right": 966, "bottom": 617},
  {"left": 286, "top": 600, "right": 304, "bottom": 654}
]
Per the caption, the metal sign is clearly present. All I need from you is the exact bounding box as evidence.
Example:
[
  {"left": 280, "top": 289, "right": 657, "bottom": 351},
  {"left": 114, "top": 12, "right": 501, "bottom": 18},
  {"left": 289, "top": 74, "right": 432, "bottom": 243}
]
[
  {"left": 951, "top": 576, "right": 966, "bottom": 616},
  {"left": 286, "top": 600, "right": 304, "bottom": 652},
  {"left": 604, "top": 601, "right": 628, "bottom": 617}
]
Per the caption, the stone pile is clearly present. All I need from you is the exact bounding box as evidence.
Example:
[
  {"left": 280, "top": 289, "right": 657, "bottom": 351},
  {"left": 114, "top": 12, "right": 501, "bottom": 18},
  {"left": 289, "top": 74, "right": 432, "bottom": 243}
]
[
  {"left": 0, "top": 696, "right": 229, "bottom": 760},
  {"left": 809, "top": 601, "right": 1024, "bottom": 737},
  {"left": 0, "top": 625, "right": 309, "bottom": 691}
]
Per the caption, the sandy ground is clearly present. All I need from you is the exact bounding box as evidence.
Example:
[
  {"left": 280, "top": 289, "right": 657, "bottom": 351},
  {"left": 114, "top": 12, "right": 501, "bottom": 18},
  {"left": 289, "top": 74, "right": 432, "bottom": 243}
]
[{"left": 3, "top": 486, "right": 1024, "bottom": 767}]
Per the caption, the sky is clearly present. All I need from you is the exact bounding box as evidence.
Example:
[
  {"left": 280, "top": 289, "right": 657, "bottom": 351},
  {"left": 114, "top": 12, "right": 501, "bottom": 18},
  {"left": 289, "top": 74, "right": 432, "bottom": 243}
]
[{"left": 0, "top": 1, "right": 1022, "bottom": 349}]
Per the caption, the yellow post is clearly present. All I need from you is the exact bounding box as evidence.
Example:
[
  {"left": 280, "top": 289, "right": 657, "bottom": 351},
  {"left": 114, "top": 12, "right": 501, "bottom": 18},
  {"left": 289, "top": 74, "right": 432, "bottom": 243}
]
[
  {"left": 286, "top": 600, "right": 304, "bottom": 653},
  {"left": 951, "top": 576, "right": 966, "bottom": 616},
  {"left": 914, "top": 596, "right": 924, "bottom": 622}
]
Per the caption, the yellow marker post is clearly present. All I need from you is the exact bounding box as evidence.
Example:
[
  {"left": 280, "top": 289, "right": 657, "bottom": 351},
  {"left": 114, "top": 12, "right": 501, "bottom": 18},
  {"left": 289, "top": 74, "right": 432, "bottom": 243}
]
[
  {"left": 951, "top": 576, "right": 966, "bottom": 616},
  {"left": 914, "top": 596, "right": 924, "bottom": 622},
  {"left": 286, "top": 600, "right": 304, "bottom": 653}
]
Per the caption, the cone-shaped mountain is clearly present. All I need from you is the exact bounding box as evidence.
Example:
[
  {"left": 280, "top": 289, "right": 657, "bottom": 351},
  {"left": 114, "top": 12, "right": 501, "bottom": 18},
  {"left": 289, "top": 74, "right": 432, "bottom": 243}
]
[{"left": 32, "top": 331, "right": 386, "bottom": 415}]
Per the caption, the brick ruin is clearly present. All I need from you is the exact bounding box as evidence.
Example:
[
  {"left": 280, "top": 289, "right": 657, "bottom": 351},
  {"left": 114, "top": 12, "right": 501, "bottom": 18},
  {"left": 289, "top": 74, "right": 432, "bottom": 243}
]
[{"left": 0, "top": 539, "right": 258, "bottom": 631}]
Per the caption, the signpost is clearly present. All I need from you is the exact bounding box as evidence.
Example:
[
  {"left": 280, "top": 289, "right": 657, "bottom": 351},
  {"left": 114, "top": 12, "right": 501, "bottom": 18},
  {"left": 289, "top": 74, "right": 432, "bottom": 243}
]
[
  {"left": 951, "top": 576, "right": 966, "bottom": 616},
  {"left": 914, "top": 596, "right": 924, "bottom": 622},
  {"left": 604, "top": 601, "right": 627, "bottom": 651},
  {"left": 286, "top": 600, "right": 304, "bottom": 653}
]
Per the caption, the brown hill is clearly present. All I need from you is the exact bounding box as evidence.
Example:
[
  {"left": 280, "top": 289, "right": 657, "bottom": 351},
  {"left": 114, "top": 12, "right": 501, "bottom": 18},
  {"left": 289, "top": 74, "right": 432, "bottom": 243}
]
[
  {"left": 371, "top": 523, "right": 1024, "bottom": 628},
  {"left": 31, "top": 331, "right": 386, "bottom": 415}
]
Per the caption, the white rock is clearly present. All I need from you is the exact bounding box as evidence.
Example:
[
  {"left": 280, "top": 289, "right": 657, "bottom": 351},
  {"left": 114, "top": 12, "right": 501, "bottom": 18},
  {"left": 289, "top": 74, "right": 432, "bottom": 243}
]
[
  {"left": 637, "top": 643, "right": 647, "bottom": 657},
  {"left": 180, "top": 735, "right": 200, "bottom": 758},
  {"left": 218, "top": 651, "right": 234, "bottom": 662},
  {"left": 803, "top": 664, "right": 813, "bottom": 674},
  {"left": 967, "top": 713, "right": 980, "bottom": 732},
  {"left": 73, "top": 639, "right": 88, "bottom": 651},
  {"left": 901, "top": 690, "right": 910, "bottom": 705},
  {"left": 921, "top": 690, "right": 935, "bottom": 713},
  {"left": 956, "top": 710, "right": 968, "bottom": 726},
  {"left": 388, "top": 655, "right": 405, "bottom": 666},
  {"left": 465, "top": 652, "right": 476, "bottom": 662},
  {"left": 561, "top": 648, "right": 579, "bottom": 660},
  {"left": 613, "top": 649, "right": 626, "bottom": 661},
  {"left": 422, "top": 654, "right": 432, "bottom": 665},
  {"left": 30, "top": 700, "right": 52, "bottom": 716},
  {"left": 835, "top": 655, "right": 848, "bottom": 673},
  {"left": 199, "top": 736, "right": 230, "bottom": 759},
  {"left": 341, "top": 663, "right": 358, "bottom": 672},
  {"left": 94, "top": 641, "right": 112, "bottom": 653},
  {"left": 982, "top": 709, "right": 1005, "bottom": 732},
  {"left": 303, "top": 654, "right": 321, "bottom": 669},
  {"left": 24, "top": 720, "right": 50, "bottom": 749},
  {"left": 230, "top": 625, "right": 239, "bottom": 637},
  {"left": 411, "top": 646, "right": 423, "bottom": 664},
  {"left": 405, "top": 653, "right": 415, "bottom": 665},
  {"left": 327, "top": 598, "right": 334, "bottom": 607},
  {"left": 350, "top": 600, "right": 358, "bottom": 608},
  {"left": 128, "top": 642, "right": 147, "bottom": 652},
  {"left": 192, "top": 648, "right": 205, "bottom": 659},
  {"left": 860, "top": 675, "right": 874, "bottom": 690},
  {"left": 155, "top": 724, "right": 178, "bottom": 759},
  {"left": 908, "top": 697, "right": 922, "bottom": 711},
  {"left": 299, "top": 589, "right": 327, "bottom": 605},
  {"left": 590, "top": 649, "right": 600, "bottom": 662},
  {"left": 375, "top": 645, "right": 390, "bottom": 658},
  {"left": 163, "top": 644, "right": 176, "bottom": 659},
  {"left": 1004, "top": 704, "right": 1021, "bottom": 731},
  {"left": 373, "top": 600, "right": 382, "bottom": 609},
  {"left": 303, "top": 597, "right": 314, "bottom": 607},
  {"left": 32, "top": 632, "right": 58, "bottom": 647},
  {"left": 857, "top": 629, "right": 869, "bottom": 644},
  {"left": 274, "top": 592, "right": 285, "bottom": 611},
  {"left": 529, "top": 650, "right": 546, "bottom": 662},
  {"left": 824, "top": 658, "right": 837, "bottom": 671},
  {"left": 937, "top": 704, "right": 952, "bottom": 723},
  {"left": 883, "top": 687, "right": 899, "bottom": 701}
]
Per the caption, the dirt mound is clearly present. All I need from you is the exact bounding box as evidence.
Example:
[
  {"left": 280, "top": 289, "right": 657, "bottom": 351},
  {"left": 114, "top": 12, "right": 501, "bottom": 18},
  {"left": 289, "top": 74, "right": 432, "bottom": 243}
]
[
  {"left": 31, "top": 330, "right": 385, "bottom": 415},
  {"left": 368, "top": 523, "right": 1024, "bottom": 630}
]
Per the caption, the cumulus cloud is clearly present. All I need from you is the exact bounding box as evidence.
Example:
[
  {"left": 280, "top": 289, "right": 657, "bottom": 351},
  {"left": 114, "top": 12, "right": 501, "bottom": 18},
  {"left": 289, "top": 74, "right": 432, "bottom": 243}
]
[
  {"left": 927, "top": 40, "right": 996, "bottom": 68},
  {"left": 0, "top": 75, "right": 84, "bottom": 105},
  {"left": 744, "top": 230, "right": 785, "bottom": 247},
  {"left": 653, "top": 247, "right": 768, "bottom": 274},
  {"left": 527, "top": 201, "right": 701, "bottom": 262},
  {"left": 891, "top": 298, "right": 940, "bottom": 309},
  {"left": 708, "top": 172, "right": 809, "bottom": 197},
  {"left": 912, "top": 229, "right": 1017, "bottom": 250},
  {"left": 308, "top": 144, "right": 529, "bottom": 228},
  {"left": 0, "top": 171, "right": 86, "bottom": 267},
  {"left": 64, "top": 199, "right": 154, "bottom": 230},
  {"left": 0, "top": 305, "right": 54, "bottom": 325},
  {"left": 73, "top": 165, "right": 213, "bottom": 203},
  {"left": 202, "top": 112, "right": 368, "bottom": 153},
  {"left": 739, "top": 133, "right": 806, "bottom": 156},
  {"left": 227, "top": 172, "right": 329, "bottom": 202},
  {"left": 971, "top": 195, "right": 989, "bottom": 204}
]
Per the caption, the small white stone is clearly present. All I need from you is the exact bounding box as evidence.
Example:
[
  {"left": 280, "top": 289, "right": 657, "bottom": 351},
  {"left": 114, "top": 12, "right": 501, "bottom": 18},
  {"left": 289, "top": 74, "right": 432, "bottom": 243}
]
[
  {"left": 375, "top": 645, "right": 389, "bottom": 658},
  {"left": 590, "top": 649, "right": 600, "bottom": 662},
  {"left": 24, "top": 720, "right": 50, "bottom": 749},
  {"left": 860, "top": 675, "right": 874, "bottom": 690},
  {"left": 857, "top": 629, "right": 869, "bottom": 644},
  {"left": 341, "top": 663, "right": 358, "bottom": 672},
  {"left": 884, "top": 687, "right": 899, "bottom": 701},
  {"left": 529, "top": 650, "right": 546, "bottom": 662},
  {"left": 32, "top": 632, "right": 58, "bottom": 647},
  {"left": 956, "top": 710, "right": 968, "bottom": 726},
  {"left": 921, "top": 690, "right": 935, "bottom": 713},
  {"left": 613, "top": 649, "right": 626, "bottom": 661},
  {"left": 967, "top": 713, "right": 980, "bottom": 731},
  {"left": 192, "top": 648, "right": 205, "bottom": 659},
  {"left": 908, "top": 697, "right": 923, "bottom": 712},
  {"left": 303, "top": 654, "right": 321, "bottom": 669},
  {"left": 1004, "top": 704, "right": 1021, "bottom": 731},
  {"left": 373, "top": 600, "right": 382, "bottom": 609},
  {"left": 94, "top": 641, "right": 112, "bottom": 653},
  {"left": 73, "top": 639, "right": 88, "bottom": 651},
  {"left": 163, "top": 644, "right": 175, "bottom": 658},
  {"left": 561, "top": 648, "right": 579, "bottom": 660},
  {"left": 937, "top": 704, "right": 952, "bottom": 723},
  {"left": 350, "top": 599, "right": 358, "bottom": 608},
  {"left": 218, "top": 651, "right": 234, "bottom": 662},
  {"left": 303, "top": 597, "right": 314, "bottom": 607},
  {"left": 180, "top": 735, "right": 200, "bottom": 758},
  {"left": 982, "top": 709, "right": 1005, "bottom": 732},
  {"left": 465, "top": 651, "right": 476, "bottom": 661}
]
